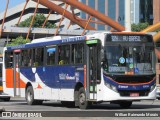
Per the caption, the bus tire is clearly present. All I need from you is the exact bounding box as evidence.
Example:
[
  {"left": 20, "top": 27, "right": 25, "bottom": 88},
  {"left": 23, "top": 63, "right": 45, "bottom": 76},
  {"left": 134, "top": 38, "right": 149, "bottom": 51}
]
[
  {"left": 78, "top": 87, "right": 89, "bottom": 109},
  {"left": 119, "top": 101, "right": 132, "bottom": 108},
  {"left": 26, "top": 86, "right": 36, "bottom": 105}
]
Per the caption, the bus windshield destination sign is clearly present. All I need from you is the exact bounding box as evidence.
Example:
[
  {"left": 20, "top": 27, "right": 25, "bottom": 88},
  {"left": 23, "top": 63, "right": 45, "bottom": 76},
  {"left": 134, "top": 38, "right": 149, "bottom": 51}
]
[
  {"left": 107, "top": 34, "right": 152, "bottom": 42},
  {"left": 111, "top": 35, "right": 141, "bottom": 42}
]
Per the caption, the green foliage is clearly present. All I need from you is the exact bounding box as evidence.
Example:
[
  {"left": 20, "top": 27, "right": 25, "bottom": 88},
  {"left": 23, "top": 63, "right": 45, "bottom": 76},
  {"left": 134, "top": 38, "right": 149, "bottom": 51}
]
[
  {"left": 6, "top": 36, "right": 30, "bottom": 46},
  {"left": 18, "top": 14, "right": 56, "bottom": 28},
  {"left": 156, "top": 29, "right": 160, "bottom": 32},
  {"left": 131, "top": 22, "right": 149, "bottom": 32}
]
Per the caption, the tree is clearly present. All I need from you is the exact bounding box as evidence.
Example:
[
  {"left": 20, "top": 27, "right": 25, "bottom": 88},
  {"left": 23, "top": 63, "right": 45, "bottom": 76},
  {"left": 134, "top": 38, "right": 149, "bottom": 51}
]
[
  {"left": 6, "top": 36, "right": 30, "bottom": 46},
  {"left": 131, "top": 22, "right": 149, "bottom": 32},
  {"left": 18, "top": 14, "right": 56, "bottom": 28}
]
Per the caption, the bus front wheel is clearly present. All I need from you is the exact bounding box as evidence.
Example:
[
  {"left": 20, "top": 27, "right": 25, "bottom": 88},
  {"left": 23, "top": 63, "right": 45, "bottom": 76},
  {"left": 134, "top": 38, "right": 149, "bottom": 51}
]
[
  {"left": 78, "top": 87, "right": 90, "bottom": 109},
  {"left": 26, "top": 86, "right": 43, "bottom": 105},
  {"left": 26, "top": 86, "right": 35, "bottom": 105}
]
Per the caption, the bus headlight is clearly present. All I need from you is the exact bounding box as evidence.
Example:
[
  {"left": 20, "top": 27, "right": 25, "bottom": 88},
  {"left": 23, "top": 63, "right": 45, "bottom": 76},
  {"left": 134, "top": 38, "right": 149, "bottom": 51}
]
[
  {"left": 105, "top": 82, "right": 117, "bottom": 92},
  {"left": 150, "top": 84, "right": 156, "bottom": 92},
  {"left": 111, "top": 85, "right": 117, "bottom": 92}
]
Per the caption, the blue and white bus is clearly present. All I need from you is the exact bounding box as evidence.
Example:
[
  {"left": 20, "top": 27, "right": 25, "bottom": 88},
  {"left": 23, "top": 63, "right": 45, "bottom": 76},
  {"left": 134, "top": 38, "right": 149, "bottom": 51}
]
[{"left": 2, "top": 32, "right": 156, "bottom": 109}]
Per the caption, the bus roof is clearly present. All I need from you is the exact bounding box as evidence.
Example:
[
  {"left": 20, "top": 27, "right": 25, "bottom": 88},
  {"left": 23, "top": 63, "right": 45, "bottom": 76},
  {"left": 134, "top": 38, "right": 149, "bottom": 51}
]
[
  {"left": 31, "top": 36, "right": 62, "bottom": 43},
  {"left": 6, "top": 36, "right": 86, "bottom": 51}
]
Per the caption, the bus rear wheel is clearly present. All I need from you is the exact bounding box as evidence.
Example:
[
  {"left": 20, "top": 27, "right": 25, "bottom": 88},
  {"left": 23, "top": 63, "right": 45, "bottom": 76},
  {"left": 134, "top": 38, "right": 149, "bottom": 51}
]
[
  {"left": 78, "top": 87, "right": 90, "bottom": 109},
  {"left": 119, "top": 101, "right": 132, "bottom": 108}
]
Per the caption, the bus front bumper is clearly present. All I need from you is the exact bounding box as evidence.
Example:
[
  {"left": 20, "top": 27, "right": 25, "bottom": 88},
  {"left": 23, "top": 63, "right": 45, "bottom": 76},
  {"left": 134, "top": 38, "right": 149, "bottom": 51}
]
[{"left": 100, "top": 86, "right": 156, "bottom": 101}]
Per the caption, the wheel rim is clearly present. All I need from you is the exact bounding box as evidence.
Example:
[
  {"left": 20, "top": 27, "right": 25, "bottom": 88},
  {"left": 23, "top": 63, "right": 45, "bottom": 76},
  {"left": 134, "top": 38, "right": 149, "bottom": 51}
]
[
  {"left": 79, "top": 93, "right": 85, "bottom": 105},
  {"left": 27, "top": 91, "right": 32, "bottom": 102}
]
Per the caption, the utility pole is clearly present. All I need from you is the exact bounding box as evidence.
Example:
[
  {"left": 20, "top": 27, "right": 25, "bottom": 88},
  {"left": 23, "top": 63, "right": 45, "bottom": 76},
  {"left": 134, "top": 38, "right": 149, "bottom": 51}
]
[{"left": 125, "top": 0, "right": 131, "bottom": 31}]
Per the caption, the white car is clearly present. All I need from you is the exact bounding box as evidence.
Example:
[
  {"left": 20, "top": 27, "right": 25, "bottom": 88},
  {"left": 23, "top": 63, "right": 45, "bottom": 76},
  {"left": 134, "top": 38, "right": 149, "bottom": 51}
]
[{"left": 0, "top": 77, "right": 10, "bottom": 101}]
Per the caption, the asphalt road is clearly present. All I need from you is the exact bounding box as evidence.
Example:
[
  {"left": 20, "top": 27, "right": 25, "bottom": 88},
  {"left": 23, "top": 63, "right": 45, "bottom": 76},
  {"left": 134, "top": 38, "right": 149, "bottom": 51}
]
[{"left": 1, "top": 97, "right": 160, "bottom": 120}]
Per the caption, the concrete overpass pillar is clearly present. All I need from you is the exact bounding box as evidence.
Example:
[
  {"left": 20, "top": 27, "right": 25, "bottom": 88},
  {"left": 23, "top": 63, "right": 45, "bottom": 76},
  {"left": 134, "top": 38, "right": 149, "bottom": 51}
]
[{"left": 125, "top": 0, "right": 131, "bottom": 31}]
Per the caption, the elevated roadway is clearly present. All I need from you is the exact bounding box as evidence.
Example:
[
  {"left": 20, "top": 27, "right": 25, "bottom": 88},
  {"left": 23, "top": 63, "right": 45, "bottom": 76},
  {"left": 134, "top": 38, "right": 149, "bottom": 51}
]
[
  {"left": 0, "top": 26, "right": 157, "bottom": 40},
  {"left": 0, "top": 27, "right": 96, "bottom": 39}
]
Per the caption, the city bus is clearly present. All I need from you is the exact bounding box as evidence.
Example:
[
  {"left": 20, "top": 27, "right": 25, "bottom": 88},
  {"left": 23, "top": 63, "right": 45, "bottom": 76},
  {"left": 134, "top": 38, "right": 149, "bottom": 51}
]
[{"left": 2, "top": 32, "right": 156, "bottom": 109}]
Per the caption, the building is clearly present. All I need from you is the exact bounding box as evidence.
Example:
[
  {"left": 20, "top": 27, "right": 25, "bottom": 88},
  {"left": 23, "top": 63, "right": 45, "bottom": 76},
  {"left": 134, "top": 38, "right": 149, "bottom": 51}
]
[
  {"left": 131, "top": 0, "right": 153, "bottom": 25},
  {"left": 153, "top": 0, "right": 160, "bottom": 24},
  {"left": 0, "top": 0, "right": 126, "bottom": 31},
  {"left": 0, "top": 0, "right": 81, "bottom": 52},
  {"left": 80, "top": 0, "right": 154, "bottom": 29},
  {"left": 0, "top": 0, "right": 80, "bottom": 29},
  {"left": 80, "top": 0, "right": 125, "bottom": 30}
]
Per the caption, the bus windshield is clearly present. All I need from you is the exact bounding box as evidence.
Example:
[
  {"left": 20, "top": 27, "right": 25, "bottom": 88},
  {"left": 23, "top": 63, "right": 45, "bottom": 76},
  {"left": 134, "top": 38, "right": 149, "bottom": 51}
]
[{"left": 103, "top": 44, "right": 154, "bottom": 75}]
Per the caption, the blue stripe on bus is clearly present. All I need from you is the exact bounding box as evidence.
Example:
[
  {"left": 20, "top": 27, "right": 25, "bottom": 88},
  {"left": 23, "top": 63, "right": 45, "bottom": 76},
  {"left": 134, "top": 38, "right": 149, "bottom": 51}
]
[
  {"left": 103, "top": 75, "right": 155, "bottom": 91},
  {"left": 20, "top": 65, "right": 84, "bottom": 89},
  {"left": 20, "top": 68, "right": 35, "bottom": 82}
]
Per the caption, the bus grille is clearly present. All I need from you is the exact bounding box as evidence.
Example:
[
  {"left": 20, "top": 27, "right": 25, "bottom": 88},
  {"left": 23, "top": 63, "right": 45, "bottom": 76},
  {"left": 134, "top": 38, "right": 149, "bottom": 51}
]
[
  {"left": 118, "top": 90, "right": 150, "bottom": 97},
  {"left": 114, "top": 75, "right": 155, "bottom": 84}
]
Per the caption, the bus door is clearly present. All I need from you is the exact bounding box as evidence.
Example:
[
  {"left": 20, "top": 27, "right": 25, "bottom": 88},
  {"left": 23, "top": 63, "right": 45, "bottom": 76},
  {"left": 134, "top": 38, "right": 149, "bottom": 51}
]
[
  {"left": 13, "top": 49, "right": 21, "bottom": 96},
  {"left": 86, "top": 40, "right": 101, "bottom": 100}
]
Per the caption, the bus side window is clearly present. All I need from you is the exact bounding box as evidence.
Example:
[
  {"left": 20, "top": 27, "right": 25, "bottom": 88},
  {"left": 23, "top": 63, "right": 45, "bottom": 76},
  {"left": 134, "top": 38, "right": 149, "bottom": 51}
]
[
  {"left": 21, "top": 49, "right": 32, "bottom": 67},
  {"left": 71, "top": 44, "right": 84, "bottom": 64},
  {"left": 33, "top": 48, "right": 44, "bottom": 67},
  {"left": 58, "top": 45, "right": 70, "bottom": 65},
  {"left": 47, "top": 47, "right": 56, "bottom": 65},
  {"left": 5, "top": 52, "right": 13, "bottom": 68}
]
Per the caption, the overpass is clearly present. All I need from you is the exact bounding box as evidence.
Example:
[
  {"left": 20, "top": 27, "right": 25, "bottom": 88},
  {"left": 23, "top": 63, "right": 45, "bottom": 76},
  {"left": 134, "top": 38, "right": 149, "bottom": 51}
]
[
  {"left": 0, "top": 26, "right": 89, "bottom": 39},
  {"left": 0, "top": 0, "right": 125, "bottom": 40},
  {"left": 0, "top": 26, "right": 109, "bottom": 43}
]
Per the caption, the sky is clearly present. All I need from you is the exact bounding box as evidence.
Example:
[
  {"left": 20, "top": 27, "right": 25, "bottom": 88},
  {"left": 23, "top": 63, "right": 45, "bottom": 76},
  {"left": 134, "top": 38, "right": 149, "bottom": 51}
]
[{"left": 0, "top": 0, "right": 26, "bottom": 13}]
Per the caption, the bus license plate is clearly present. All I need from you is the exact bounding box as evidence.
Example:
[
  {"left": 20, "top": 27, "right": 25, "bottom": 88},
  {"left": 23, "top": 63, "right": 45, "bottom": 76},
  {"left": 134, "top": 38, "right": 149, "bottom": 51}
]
[{"left": 130, "top": 93, "right": 139, "bottom": 97}]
